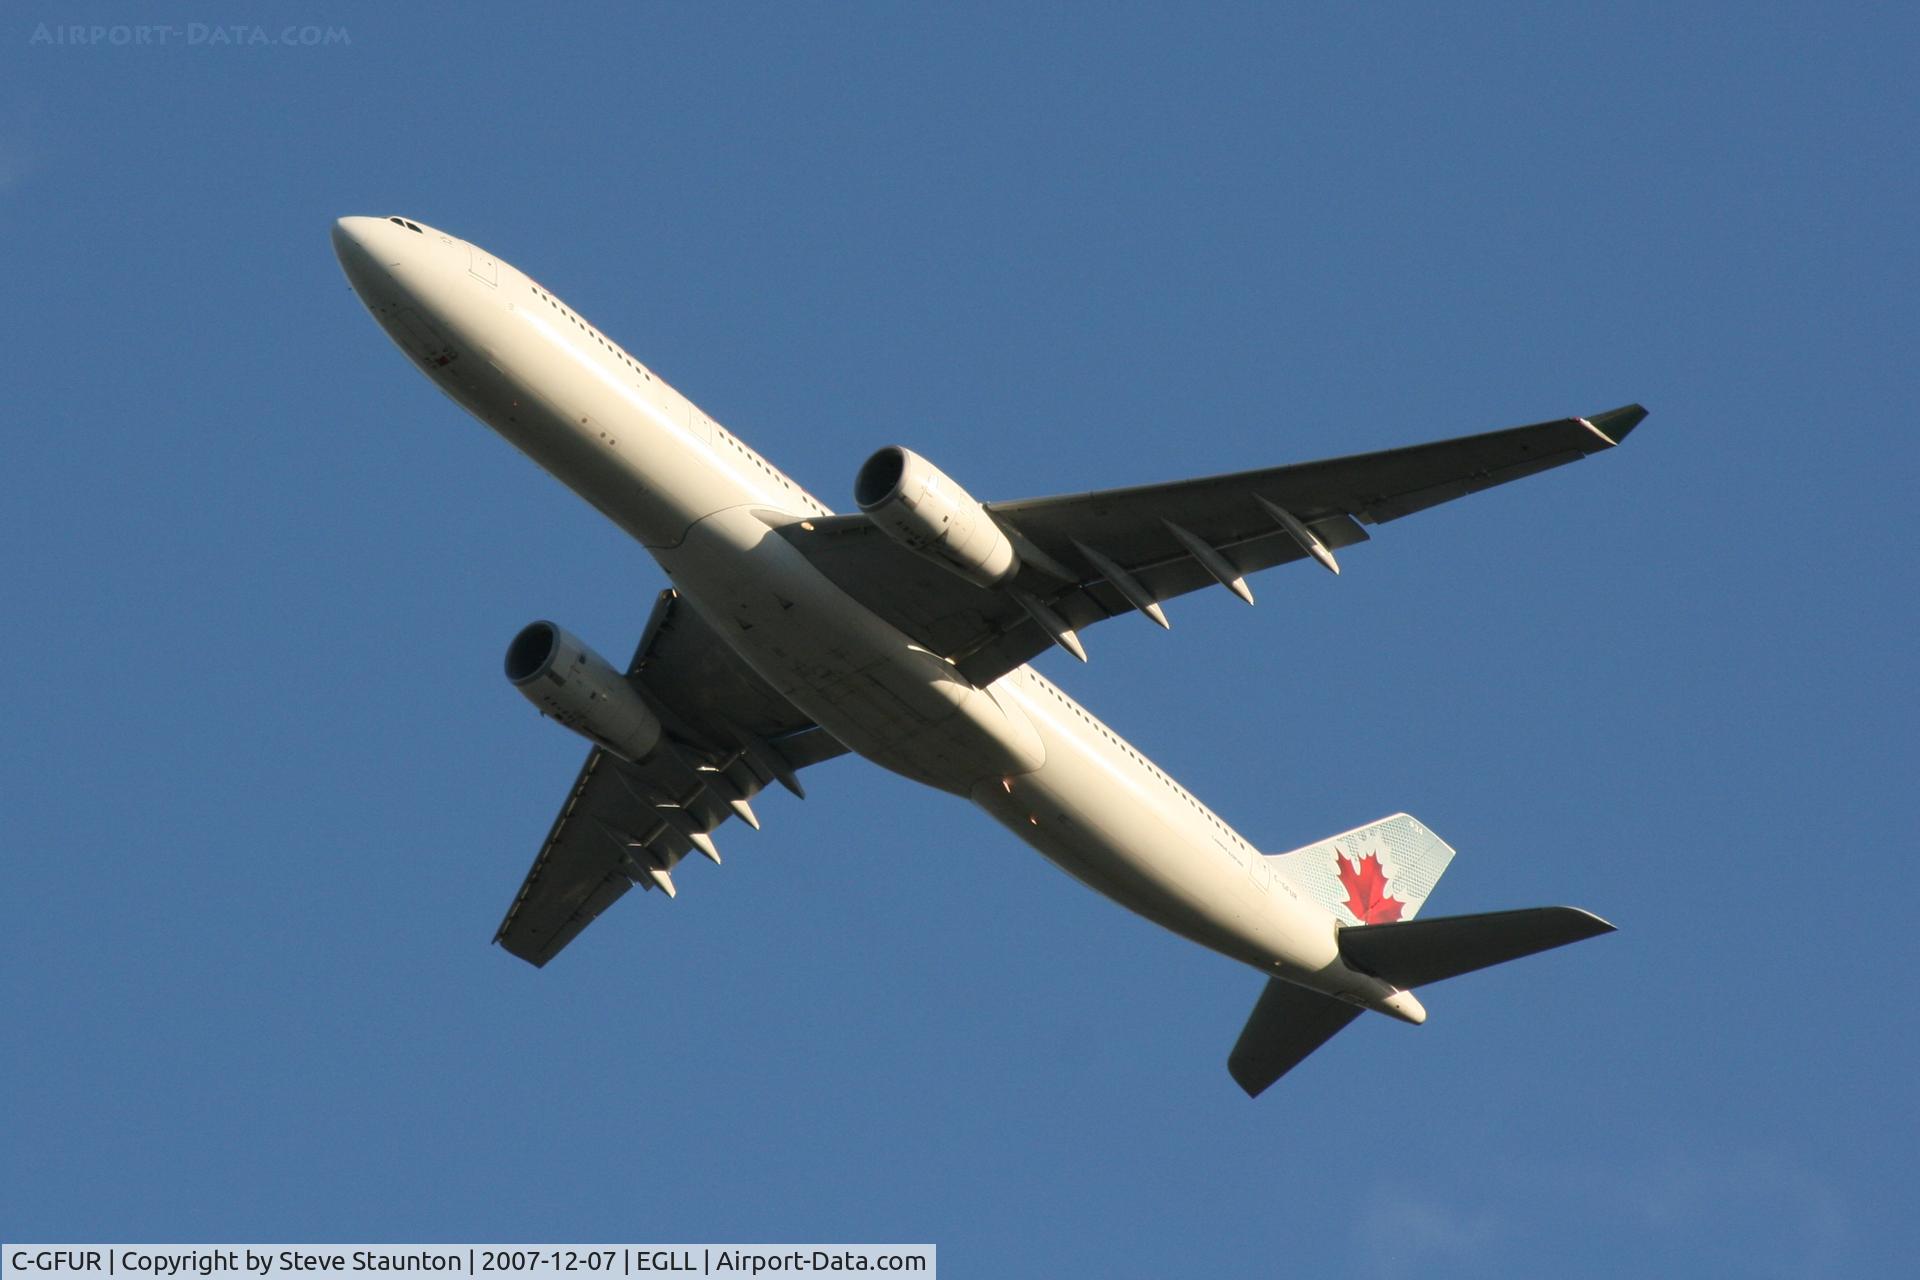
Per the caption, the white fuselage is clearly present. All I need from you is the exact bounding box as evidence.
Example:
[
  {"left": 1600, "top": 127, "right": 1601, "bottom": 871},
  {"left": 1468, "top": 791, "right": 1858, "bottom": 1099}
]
[{"left": 332, "top": 215, "right": 1420, "bottom": 1020}]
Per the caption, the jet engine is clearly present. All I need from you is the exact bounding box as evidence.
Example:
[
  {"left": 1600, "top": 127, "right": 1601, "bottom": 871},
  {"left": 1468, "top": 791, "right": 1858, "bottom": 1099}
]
[
  {"left": 854, "top": 446, "right": 1019, "bottom": 589},
  {"left": 504, "top": 620, "right": 663, "bottom": 763}
]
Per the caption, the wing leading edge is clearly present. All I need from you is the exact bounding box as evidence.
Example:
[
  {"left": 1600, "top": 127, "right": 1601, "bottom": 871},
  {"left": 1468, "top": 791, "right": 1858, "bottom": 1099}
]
[{"left": 777, "top": 405, "right": 1646, "bottom": 682}]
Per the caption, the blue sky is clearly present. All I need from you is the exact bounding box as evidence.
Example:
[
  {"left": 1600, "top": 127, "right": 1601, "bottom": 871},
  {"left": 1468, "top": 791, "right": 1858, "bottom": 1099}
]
[{"left": 4, "top": 3, "right": 1914, "bottom": 1275}]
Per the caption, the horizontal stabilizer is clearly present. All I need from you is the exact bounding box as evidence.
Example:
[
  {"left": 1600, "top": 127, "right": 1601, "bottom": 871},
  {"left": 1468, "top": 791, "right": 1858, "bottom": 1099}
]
[
  {"left": 1337, "top": 906, "right": 1615, "bottom": 990},
  {"left": 1227, "top": 978, "right": 1363, "bottom": 1098}
]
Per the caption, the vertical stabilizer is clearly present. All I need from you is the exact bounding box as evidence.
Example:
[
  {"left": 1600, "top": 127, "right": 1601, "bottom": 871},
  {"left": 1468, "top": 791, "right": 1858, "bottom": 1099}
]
[{"left": 1266, "top": 812, "right": 1455, "bottom": 925}]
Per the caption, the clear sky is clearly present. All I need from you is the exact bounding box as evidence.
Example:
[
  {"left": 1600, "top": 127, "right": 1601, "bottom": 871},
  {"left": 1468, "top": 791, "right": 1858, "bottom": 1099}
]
[{"left": 4, "top": 3, "right": 1915, "bottom": 1275}]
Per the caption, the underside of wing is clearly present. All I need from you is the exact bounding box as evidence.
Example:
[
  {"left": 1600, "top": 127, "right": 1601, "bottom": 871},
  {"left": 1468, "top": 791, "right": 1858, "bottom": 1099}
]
[
  {"left": 493, "top": 590, "right": 847, "bottom": 967},
  {"left": 778, "top": 405, "right": 1645, "bottom": 683}
]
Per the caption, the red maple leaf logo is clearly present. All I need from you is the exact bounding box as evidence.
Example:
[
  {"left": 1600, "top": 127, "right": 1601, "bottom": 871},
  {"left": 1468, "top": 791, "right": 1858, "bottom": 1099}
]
[{"left": 1335, "top": 850, "right": 1405, "bottom": 924}]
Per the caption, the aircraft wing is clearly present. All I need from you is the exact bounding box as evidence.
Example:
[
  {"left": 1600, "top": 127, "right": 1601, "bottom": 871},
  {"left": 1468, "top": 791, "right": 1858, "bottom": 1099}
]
[
  {"left": 493, "top": 589, "right": 847, "bottom": 967},
  {"left": 778, "top": 404, "right": 1646, "bottom": 683}
]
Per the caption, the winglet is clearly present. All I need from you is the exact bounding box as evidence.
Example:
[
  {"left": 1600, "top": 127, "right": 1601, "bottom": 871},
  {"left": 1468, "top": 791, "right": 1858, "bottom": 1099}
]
[{"left": 1579, "top": 404, "right": 1648, "bottom": 447}]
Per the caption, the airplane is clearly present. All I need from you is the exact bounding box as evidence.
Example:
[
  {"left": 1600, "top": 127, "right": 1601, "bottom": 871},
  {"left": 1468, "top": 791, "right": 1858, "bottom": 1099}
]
[{"left": 332, "top": 214, "right": 1638, "bottom": 1096}]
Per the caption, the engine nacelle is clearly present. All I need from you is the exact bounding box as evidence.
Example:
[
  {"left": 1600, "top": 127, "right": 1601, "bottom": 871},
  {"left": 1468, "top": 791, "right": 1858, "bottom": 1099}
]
[
  {"left": 854, "top": 446, "right": 1020, "bottom": 589},
  {"left": 504, "top": 621, "right": 663, "bottom": 763}
]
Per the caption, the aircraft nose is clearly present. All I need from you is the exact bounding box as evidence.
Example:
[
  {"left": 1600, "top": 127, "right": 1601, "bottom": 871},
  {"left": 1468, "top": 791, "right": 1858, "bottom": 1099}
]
[{"left": 331, "top": 215, "right": 387, "bottom": 271}]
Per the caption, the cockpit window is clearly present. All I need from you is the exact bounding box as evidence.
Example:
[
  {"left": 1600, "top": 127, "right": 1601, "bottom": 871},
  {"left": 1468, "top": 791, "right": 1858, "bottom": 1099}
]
[
  {"left": 387, "top": 216, "right": 424, "bottom": 233},
  {"left": 403, "top": 220, "right": 422, "bottom": 233}
]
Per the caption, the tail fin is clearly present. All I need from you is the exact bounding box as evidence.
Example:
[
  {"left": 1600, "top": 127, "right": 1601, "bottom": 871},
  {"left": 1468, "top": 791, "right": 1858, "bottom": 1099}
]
[
  {"left": 1266, "top": 812, "right": 1456, "bottom": 925},
  {"left": 1338, "top": 906, "right": 1615, "bottom": 989},
  {"left": 1230, "top": 815, "right": 1614, "bottom": 1097}
]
